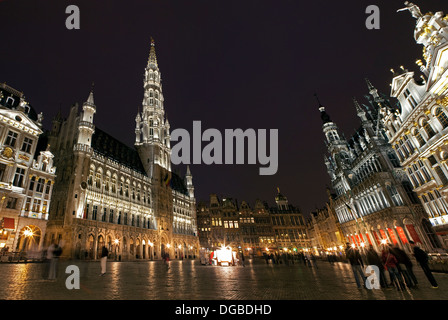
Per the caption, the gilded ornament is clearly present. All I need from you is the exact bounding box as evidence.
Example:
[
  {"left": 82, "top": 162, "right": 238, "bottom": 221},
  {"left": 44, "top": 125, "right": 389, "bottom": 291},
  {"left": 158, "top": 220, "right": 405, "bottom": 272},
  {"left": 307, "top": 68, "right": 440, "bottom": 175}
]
[{"left": 2, "top": 147, "right": 13, "bottom": 158}]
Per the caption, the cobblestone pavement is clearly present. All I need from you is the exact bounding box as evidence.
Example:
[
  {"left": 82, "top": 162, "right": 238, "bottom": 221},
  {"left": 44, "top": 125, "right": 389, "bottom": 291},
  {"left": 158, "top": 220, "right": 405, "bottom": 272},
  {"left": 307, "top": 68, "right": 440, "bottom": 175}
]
[{"left": 0, "top": 258, "right": 447, "bottom": 300}]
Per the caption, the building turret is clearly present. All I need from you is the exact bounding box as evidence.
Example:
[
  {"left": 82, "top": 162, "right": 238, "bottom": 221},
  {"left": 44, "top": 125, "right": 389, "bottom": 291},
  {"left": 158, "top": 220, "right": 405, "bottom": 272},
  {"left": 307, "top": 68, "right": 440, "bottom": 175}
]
[
  {"left": 76, "top": 85, "right": 96, "bottom": 148},
  {"left": 185, "top": 165, "right": 194, "bottom": 198}
]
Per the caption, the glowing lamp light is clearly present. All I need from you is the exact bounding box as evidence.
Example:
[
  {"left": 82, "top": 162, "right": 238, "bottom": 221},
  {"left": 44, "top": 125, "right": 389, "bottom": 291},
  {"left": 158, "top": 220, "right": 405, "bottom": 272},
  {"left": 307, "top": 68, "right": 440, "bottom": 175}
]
[
  {"left": 351, "top": 243, "right": 356, "bottom": 248},
  {"left": 380, "top": 239, "right": 387, "bottom": 245},
  {"left": 23, "top": 229, "right": 33, "bottom": 237},
  {"left": 114, "top": 239, "right": 119, "bottom": 245},
  {"left": 360, "top": 242, "right": 365, "bottom": 248},
  {"left": 166, "top": 244, "right": 171, "bottom": 249},
  {"left": 149, "top": 242, "right": 154, "bottom": 247}
]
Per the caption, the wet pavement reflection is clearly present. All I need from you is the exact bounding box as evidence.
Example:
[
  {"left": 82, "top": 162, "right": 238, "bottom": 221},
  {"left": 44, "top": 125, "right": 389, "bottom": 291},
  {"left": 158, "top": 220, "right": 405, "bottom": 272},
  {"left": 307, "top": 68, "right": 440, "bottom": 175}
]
[{"left": 1, "top": 259, "right": 447, "bottom": 300}]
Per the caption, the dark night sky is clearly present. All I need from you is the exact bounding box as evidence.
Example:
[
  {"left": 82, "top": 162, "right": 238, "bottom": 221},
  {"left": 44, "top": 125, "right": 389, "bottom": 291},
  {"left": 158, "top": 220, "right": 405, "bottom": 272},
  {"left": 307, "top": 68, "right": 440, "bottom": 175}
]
[{"left": 0, "top": 0, "right": 446, "bottom": 216}]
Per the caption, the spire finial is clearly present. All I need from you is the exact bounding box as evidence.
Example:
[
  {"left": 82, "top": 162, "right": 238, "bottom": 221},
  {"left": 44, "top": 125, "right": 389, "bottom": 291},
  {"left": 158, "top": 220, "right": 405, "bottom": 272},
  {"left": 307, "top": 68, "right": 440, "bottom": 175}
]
[
  {"left": 314, "top": 93, "right": 322, "bottom": 107},
  {"left": 148, "top": 36, "right": 158, "bottom": 67},
  {"left": 365, "top": 78, "right": 375, "bottom": 90},
  {"left": 86, "top": 82, "right": 95, "bottom": 105}
]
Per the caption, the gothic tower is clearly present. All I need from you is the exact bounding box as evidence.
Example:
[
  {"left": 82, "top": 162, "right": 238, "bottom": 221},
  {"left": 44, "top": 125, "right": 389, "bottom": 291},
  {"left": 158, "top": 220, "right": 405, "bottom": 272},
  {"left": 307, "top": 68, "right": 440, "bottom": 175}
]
[
  {"left": 135, "top": 38, "right": 171, "bottom": 178},
  {"left": 135, "top": 38, "right": 173, "bottom": 247}
]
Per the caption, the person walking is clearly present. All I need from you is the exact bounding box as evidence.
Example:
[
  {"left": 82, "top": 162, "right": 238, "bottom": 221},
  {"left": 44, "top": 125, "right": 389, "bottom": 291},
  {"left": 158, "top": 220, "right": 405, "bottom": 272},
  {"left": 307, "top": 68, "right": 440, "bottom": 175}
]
[
  {"left": 381, "top": 246, "right": 405, "bottom": 290},
  {"left": 240, "top": 251, "right": 245, "bottom": 267},
  {"left": 47, "top": 242, "right": 62, "bottom": 280},
  {"left": 365, "top": 246, "right": 388, "bottom": 288},
  {"left": 391, "top": 245, "right": 417, "bottom": 288},
  {"left": 100, "top": 245, "right": 109, "bottom": 276},
  {"left": 345, "top": 244, "right": 367, "bottom": 289},
  {"left": 410, "top": 241, "right": 438, "bottom": 288}
]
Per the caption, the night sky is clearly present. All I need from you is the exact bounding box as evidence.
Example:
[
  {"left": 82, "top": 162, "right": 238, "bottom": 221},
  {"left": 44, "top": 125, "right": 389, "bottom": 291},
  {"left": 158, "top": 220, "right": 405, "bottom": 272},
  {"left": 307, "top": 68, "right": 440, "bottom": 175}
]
[{"left": 0, "top": 0, "right": 446, "bottom": 216}]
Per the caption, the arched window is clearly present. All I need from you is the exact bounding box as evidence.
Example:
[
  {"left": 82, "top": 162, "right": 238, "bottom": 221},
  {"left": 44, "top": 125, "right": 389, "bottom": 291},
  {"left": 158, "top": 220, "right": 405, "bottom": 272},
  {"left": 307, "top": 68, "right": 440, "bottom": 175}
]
[
  {"left": 422, "top": 120, "right": 436, "bottom": 139},
  {"left": 435, "top": 107, "right": 448, "bottom": 129},
  {"left": 413, "top": 129, "right": 426, "bottom": 147}
]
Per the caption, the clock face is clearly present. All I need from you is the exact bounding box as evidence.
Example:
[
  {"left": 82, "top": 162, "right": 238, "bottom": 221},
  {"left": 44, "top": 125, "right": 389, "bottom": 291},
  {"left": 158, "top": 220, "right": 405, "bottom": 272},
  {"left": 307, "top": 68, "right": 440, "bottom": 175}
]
[
  {"left": 2, "top": 147, "right": 13, "bottom": 158},
  {"left": 81, "top": 181, "right": 87, "bottom": 189}
]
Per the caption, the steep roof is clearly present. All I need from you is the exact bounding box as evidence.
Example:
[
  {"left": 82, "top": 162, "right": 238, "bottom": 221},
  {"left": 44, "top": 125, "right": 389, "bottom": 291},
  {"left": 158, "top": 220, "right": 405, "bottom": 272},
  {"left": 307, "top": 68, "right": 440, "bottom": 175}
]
[{"left": 91, "top": 127, "right": 146, "bottom": 175}]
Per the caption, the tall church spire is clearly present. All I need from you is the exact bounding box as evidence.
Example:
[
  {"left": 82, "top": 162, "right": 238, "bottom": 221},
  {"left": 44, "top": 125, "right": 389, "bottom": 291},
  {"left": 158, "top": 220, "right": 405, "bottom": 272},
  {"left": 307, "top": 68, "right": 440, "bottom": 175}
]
[{"left": 136, "top": 38, "right": 171, "bottom": 176}]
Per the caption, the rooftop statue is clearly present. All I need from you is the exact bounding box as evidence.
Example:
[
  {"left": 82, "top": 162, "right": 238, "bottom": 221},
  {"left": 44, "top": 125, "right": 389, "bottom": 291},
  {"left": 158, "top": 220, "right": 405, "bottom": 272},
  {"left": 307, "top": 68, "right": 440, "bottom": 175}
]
[{"left": 397, "top": 1, "right": 423, "bottom": 19}]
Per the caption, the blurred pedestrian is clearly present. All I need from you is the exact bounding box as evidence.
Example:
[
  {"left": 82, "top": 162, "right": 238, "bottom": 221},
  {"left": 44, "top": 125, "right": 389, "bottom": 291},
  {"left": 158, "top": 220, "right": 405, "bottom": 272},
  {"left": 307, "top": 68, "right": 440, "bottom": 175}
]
[
  {"left": 365, "top": 245, "right": 388, "bottom": 288},
  {"left": 381, "top": 246, "right": 405, "bottom": 291},
  {"left": 391, "top": 245, "right": 417, "bottom": 288},
  {"left": 345, "top": 243, "right": 367, "bottom": 289},
  {"left": 300, "top": 252, "right": 307, "bottom": 266},
  {"left": 310, "top": 253, "right": 318, "bottom": 269},
  {"left": 240, "top": 251, "right": 245, "bottom": 267},
  {"left": 410, "top": 241, "right": 438, "bottom": 288},
  {"left": 100, "top": 245, "right": 108, "bottom": 276},
  {"left": 47, "top": 242, "right": 62, "bottom": 280}
]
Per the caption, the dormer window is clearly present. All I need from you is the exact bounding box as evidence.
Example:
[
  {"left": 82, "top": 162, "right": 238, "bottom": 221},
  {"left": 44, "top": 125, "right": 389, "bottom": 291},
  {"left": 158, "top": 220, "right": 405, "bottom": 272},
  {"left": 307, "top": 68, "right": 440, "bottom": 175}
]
[{"left": 5, "top": 97, "right": 15, "bottom": 106}]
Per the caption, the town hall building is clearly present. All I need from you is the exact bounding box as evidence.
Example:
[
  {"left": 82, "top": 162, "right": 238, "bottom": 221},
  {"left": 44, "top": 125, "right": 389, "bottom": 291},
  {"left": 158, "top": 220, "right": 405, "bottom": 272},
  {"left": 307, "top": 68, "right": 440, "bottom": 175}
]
[{"left": 45, "top": 39, "right": 199, "bottom": 260}]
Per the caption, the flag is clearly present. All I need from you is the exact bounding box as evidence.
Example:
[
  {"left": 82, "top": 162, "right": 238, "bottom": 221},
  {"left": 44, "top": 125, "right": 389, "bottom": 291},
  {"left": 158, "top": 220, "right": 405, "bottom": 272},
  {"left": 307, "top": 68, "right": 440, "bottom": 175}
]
[{"left": 164, "top": 172, "right": 171, "bottom": 187}]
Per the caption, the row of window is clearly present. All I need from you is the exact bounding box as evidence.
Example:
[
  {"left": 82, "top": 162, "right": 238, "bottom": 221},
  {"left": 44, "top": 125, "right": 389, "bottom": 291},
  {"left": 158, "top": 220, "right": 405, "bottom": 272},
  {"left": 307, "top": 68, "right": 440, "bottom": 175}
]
[
  {"left": 272, "top": 215, "right": 305, "bottom": 226},
  {"left": 407, "top": 156, "right": 448, "bottom": 188},
  {"left": 421, "top": 189, "right": 448, "bottom": 218},
  {"left": 3, "top": 130, "right": 34, "bottom": 153},
  {"left": 393, "top": 107, "right": 448, "bottom": 163},
  {"left": 88, "top": 172, "right": 152, "bottom": 204},
  {"left": 85, "top": 204, "right": 155, "bottom": 229},
  {"left": 274, "top": 229, "right": 308, "bottom": 242},
  {"left": 337, "top": 185, "right": 403, "bottom": 223}
]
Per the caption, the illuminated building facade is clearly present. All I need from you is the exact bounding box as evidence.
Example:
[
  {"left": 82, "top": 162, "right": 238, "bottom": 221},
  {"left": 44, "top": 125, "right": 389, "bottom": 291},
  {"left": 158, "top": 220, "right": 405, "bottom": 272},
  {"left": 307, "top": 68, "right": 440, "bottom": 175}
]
[
  {"left": 45, "top": 39, "right": 199, "bottom": 260},
  {"left": 0, "top": 83, "right": 56, "bottom": 255},
  {"left": 308, "top": 188, "right": 345, "bottom": 255},
  {"left": 197, "top": 191, "right": 309, "bottom": 256},
  {"left": 319, "top": 81, "right": 434, "bottom": 254},
  {"left": 384, "top": 3, "right": 448, "bottom": 248}
]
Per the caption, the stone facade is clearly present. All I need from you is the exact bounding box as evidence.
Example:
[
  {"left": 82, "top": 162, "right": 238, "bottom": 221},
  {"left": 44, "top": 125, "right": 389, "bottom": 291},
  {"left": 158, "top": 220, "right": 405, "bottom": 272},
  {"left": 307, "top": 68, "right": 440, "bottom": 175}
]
[
  {"left": 384, "top": 3, "right": 448, "bottom": 249},
  {"left": 45, "top": 40, "right": 198, "bottom": 260},
  {"left": 0, "top": 83, "right": 56, "bottom": 256},
  {"left": 319, "top": 80, "right": 433, "bottom": 254},
  {"left": 197, "top": 191, "right": 309, "bottom": 257}
]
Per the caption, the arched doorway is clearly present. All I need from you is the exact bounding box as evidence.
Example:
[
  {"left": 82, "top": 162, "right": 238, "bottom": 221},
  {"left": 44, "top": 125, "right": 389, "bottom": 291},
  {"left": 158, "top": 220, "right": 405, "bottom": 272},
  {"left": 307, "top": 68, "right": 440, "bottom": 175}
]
[
  {"left": 97, "top": 235, "right": 104, "bottom": 259},
  {"left": 136, "top": 239, "right": 141, "bottom": 259},
  {"left": 142, "top": 240, "right": 146, "bottom": 259},
  {"left": 16, "top": 225, "right": 41, "bottom": 254},
  {"left": 129, "top": 238, "right": 135, "bottom": 259},
  {"left": 88, "top": 234, "right": 95, "bottom": 259}
]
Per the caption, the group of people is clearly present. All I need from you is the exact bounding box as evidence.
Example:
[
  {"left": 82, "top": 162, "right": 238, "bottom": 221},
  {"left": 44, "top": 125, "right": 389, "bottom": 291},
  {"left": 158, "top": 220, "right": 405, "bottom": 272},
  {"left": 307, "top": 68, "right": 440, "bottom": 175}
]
[{"left": 345, "top": 241, "right": 438, "bottom": 290}]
